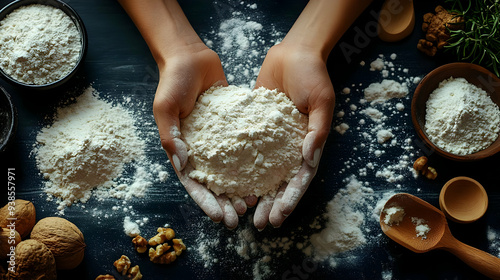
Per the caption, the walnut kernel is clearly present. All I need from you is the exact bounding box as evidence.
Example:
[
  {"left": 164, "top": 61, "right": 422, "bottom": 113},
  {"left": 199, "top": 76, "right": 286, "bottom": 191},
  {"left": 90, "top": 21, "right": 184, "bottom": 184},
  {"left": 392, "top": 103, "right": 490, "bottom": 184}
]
[
  {"left": 148, "top": 227, "right": 175, "bottom": 246},
  {"left": 152, "top": 251, "right": 177, "bottom": 264},
  {"left": 132, "top": 235, "right": 148, "bottom": 253},
  {"left": 413, "top": 156, "right": 437, "bottom": 180},
  {"left": 413, "top": 156, "right": 428, "bottom": 171},
  {"left": 113, "top": 255, "right": 131, "bottom": 276},
  {"left": 95, "top": 275, "right": 115, "bottom": 280},
  {"left": 172, "top": 239, "right": 186, "bottom": 256},
  {"left": 128, "top": 265, "right": 142, "bottom": 280},
  {"left": 423, "top": 167, "right": 438, "bottom": 180}
]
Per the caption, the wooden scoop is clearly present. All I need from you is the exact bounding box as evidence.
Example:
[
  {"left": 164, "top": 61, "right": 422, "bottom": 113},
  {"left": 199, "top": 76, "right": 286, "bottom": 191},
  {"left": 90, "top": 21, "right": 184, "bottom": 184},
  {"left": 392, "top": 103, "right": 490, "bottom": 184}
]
[
  {"left": 380, "top": 193, "right": 500, "bottom": 279},
  {"left": 377, "top": 0, "right": 415, "bottom": 42}
]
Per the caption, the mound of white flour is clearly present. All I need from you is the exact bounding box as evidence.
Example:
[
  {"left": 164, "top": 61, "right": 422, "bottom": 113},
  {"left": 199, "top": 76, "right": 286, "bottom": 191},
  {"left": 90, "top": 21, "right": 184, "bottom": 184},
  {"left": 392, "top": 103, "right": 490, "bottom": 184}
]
[
  {"left": 181, "top": 85, "right": 308, "bottom": 198},
  {"left": 425, "top": 77, "right": 500, "bottom": 155},
  {"left": 0, "top": 4, "right": 81, "bottom": 85},
  {"left": 35, "top": 87, "right": 146, "bottom": 210}
]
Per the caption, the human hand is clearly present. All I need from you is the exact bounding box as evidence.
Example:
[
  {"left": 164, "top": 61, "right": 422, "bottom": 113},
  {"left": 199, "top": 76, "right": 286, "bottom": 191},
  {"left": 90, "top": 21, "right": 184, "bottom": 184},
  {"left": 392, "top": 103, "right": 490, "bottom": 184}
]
[
  {"left": 153, "top": 44, "right": 252, "bottom": 229},
  {"left": 253, "top": 43, "right": 335, "bottom": 229}
]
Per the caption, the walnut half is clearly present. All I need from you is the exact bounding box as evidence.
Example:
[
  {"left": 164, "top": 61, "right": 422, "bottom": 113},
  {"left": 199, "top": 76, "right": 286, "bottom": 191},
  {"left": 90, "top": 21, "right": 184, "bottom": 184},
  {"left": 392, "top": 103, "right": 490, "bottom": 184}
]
[
  {"left": 132, "top": 235, "right": 148, "bottom": 253},
  {"left": 95, "top": 275, "right": 115, "bottom": 280},
  {"left": 113, "top": 255, "right": 131, "bottom": 276}
]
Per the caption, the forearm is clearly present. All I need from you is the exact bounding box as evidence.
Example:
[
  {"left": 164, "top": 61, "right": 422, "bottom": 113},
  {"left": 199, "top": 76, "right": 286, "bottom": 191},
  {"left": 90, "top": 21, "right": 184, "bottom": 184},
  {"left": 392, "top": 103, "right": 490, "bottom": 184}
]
[
  {"left": 283, "top": 0, "right": 372, "bottom": 60},
  {"left": 118, "top": 0, "right": 206, "bottom": 68}
]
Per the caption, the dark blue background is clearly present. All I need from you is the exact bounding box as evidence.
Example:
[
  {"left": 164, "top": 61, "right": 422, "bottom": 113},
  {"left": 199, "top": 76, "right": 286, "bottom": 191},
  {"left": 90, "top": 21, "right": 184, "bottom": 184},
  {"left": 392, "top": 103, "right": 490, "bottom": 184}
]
[{"left": 1, "top": 0, "right": 499, "bottom": 279}]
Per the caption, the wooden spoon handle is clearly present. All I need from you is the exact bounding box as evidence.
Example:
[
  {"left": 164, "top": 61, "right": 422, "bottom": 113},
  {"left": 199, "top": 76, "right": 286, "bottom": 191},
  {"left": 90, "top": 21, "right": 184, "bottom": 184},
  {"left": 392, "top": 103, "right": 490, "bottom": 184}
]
[{"left": 443, "top": 237, "right": 500, "bottom": 280}]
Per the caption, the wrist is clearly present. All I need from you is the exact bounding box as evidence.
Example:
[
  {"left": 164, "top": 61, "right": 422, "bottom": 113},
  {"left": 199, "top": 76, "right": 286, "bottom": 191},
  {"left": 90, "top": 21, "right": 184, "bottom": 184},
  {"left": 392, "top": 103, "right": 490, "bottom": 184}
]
[
  {"left": 283, "top": 0, "right": 372, "bottom": 60},
  {"left": 154, "top": 38, "right": 208, "bottom": 70}
]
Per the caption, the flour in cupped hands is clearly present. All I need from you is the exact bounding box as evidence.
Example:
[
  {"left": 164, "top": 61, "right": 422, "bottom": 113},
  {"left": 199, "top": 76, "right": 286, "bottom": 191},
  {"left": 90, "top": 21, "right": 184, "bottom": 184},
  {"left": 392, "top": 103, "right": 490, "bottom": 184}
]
[
  {"left": 34, "top": 86, "right": 167, "bottom": 213},
  {"left": 0, "top": 4, "right": 82, "bottom": 85},
  {"left": 425, "top": 77, "right": 500, "bottom": 155},
  {"left": 181, "top": 85, "right": 308, "bottom": 198}
]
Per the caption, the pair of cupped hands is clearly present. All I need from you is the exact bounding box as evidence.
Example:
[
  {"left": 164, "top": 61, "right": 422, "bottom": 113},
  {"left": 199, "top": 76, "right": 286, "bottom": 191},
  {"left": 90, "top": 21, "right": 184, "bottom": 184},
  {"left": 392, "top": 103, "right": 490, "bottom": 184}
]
[{"left": 153, "top": 41, "right": 335, "bottom": 230}]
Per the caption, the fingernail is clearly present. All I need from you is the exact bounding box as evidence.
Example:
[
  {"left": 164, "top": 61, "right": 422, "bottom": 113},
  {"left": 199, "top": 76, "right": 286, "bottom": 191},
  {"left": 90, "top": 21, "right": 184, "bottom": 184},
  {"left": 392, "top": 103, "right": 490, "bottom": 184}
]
[
  {"left": 173, "top": 138, "right": 188, "bottom": 170},
  {"left": 312, "top": 148, "right": 321, "bottom": 168},
  {"left": 172, "top": 154, "right": 182, "bottom": 172}
]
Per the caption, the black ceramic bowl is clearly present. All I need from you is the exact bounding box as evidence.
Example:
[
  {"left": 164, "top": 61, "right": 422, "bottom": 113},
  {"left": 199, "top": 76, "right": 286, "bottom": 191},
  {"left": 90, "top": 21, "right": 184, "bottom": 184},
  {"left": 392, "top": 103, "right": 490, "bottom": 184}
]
[
  {"left": 0, "top": 0, "right": 87, "bottom": 90},
  {"left": 0, "top": 86, "right": 17, "bottom": 152}
]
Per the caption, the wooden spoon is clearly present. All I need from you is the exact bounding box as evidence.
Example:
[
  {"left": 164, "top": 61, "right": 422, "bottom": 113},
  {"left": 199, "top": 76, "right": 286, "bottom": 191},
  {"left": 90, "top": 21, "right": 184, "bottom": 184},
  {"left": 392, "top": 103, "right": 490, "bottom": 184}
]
[
  {"left": 380, "top": 193, "right": 500, "bottom": 279},
  {"left": 378, "top": 0, "right": 415, "bottom": 42}
]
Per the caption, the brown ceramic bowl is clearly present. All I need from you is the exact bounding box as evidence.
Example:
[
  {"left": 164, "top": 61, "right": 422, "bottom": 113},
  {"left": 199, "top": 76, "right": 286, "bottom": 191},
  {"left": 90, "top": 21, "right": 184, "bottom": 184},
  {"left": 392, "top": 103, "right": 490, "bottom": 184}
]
[{"left": 411, "top": 62, "right": 500, "bottom": 161}]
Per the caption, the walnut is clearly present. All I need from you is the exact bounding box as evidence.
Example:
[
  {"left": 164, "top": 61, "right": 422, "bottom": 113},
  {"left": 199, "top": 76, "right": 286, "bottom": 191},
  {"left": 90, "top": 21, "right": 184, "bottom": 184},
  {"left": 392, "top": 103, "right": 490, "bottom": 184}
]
[
  {"left": 148, "top": 227, "right": 175, "bottom": 246},
  {"left": 151, "top": 250, "right": 177, "bottom": 264},
  {"left": 0, "top": 264, "right": 7, "bottom": 280},
  {"left": 30, "top": 217, "right": 86, "bottom": 270},
  {"left": 132, "top": 235, "right": 148, "bottom": 253},
  {"left": 413, "top": 156, "right": 437, "bottom": 180},
  {"left": 417, "top": 39, "right": 437, "bottom": 56},
  {"left": 149, "top": 243, "right": 171, "bottom": 262},
  {"left": 423, "top": 166, "right": 438, "bottom": 180},
  {"left": 9, "top": 239, "right": 57, "bottom": 280},
  {"left": 418, "top": 5, "right": 464, "bottom": 56},
  {"left": 95, "top": 275, "right": 115, "bottom": 280},
  {"left": 113, "top": 255, "right": 131, "bottom": 276},
  {"left": 0, "top": 228, "right": 20, "bottom": 259},
  {"left": 172, "top": 238, "right": 187, "bottom": 256},
  {"left": 413, "top": 156, "right": 428, "bottom": 172},
  {"left": 128, "top": 265, "right": 143, "bottom": 280},
  {"left": 0, "top": 199, "right": 36, "bottom": 238}
]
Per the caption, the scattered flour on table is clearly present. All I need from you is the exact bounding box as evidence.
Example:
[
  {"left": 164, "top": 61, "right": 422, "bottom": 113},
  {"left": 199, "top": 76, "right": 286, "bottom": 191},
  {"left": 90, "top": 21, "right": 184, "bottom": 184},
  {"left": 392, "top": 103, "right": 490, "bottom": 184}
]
[
  {"left": 307, "top": 177, "right": 375, "bottom": 265},
  {"left": 364, "top": 79, "right": 408, "bottom": 105},
  {"left": 190, "top": 175, "right": 390, "bottom": 278},
  {"left": 0, "top": 4, "right": 81, "bottom": 85},
  {"left": 487, "top": 227, "right": 500, "bottom": 257},
  {"left": 203, "top": 8, "right": 283, "bottom": 88},
  {"left": 33, "top": 86, "right": 169, "bottom": 213},
  {"left": 181, "top": 85, "right": 308, "bottom": 198},
  {"left": 425, "top": 77, "right": 500, "bottom": 155},
  {"left": 334, "top": 54, "right": 420, "bottom": 184},
  {"left": 123, "top": 216, "right": 141, "bottom": 237}
]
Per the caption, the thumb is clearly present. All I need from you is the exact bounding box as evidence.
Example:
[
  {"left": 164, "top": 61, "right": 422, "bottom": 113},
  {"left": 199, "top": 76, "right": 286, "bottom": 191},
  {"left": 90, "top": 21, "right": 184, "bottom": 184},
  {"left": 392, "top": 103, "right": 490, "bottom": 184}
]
[
  {"left": 153, "top": 95, "right": 188, "bottom": 172},
  {"left": 302, "top": 93, "right": 334, "bottom": 168}
]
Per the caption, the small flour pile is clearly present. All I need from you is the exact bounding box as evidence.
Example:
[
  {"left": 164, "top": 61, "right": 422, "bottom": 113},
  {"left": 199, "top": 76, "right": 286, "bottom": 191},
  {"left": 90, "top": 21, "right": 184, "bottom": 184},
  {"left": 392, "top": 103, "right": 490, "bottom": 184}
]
[
  {"left": 363, "top": 79, "right": 409, "bottom": 105},
  {"left": 308, "top": 177, "right": 375, "bottom": 262},
  {"left": 181, "top": 85, "right": 308, "bottom": 198},
  {"left": 0, "top": 4, "right": 81, "bottom": 85},
  {"left": 425, "top": 77, "right": 500, "bottom": 155},
  {"left": 34, "top": 87, "right": 146, "bottom": 210}
]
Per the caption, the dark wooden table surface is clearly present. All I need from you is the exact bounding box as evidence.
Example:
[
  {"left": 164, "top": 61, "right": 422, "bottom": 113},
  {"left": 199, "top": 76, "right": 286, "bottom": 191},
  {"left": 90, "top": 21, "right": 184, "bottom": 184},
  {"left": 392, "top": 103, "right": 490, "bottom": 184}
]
[{"left": 1, "top": 0, "right": 499, "bottom": 279}]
